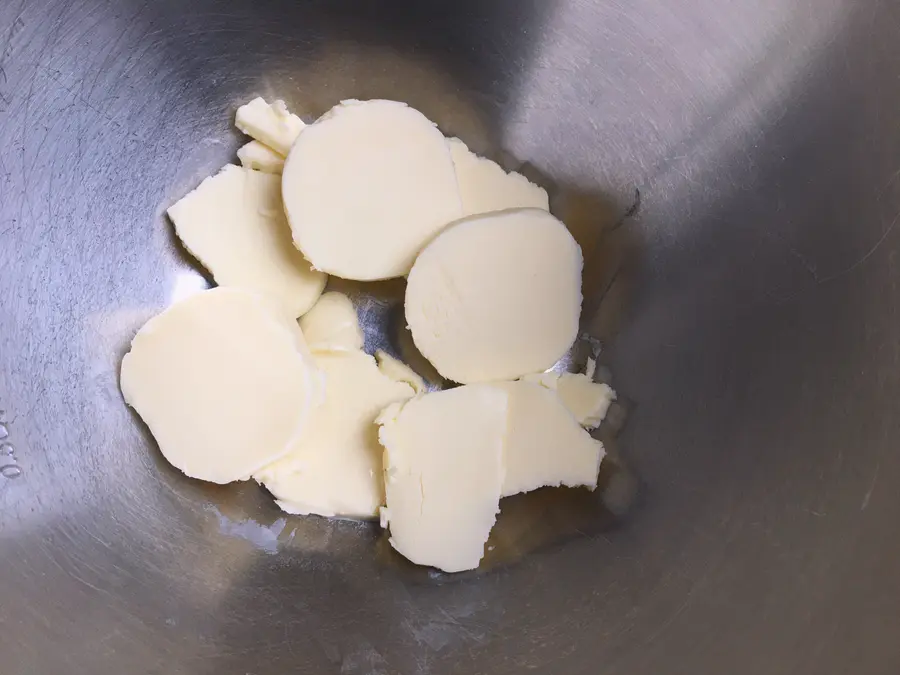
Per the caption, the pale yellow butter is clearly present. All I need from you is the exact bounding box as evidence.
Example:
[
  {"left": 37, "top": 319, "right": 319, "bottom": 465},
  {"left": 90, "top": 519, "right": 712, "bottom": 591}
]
[
  {"left": 299, "top": 291, "right": 364, "bottom": 353},
  {"left": 378, "top": 385, "right": 507, "bottom": 572},
  {"left": 237, "top": 140, "right": 285, "bottom": 174},
  {"left": 167, "top": 164, "right": 326, "bottom": 318},
  {"left": 235, "top": 97, "right": 305, "bottom": 155},
  {"left": 406, "top": 208, "right": 583, "bottom": 384},
  {"left": 448, "top": 137, "right": 549, "bottom": 215},
  {"left": 255, "top": 351, "right": 414, "bottom": 519},
  {"left": 283, "top": 100, "right": 463, "bottom": 281},
  {"left": 522, "top": 371, "right": 616, "bottom": 429},
  {"left": 375, "top": 350, "right": 427, "bottom": 394},
  {"left": 497, "top": 381, "right": 605, "bottom": 496},
  {"left": 120, "top": 288, "right": 322, "bottom": 484}
]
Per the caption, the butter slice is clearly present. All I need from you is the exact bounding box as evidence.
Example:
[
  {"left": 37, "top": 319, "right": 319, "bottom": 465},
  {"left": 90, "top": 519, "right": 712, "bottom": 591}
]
[
  {"left": 378, "top": 385, "right": 507, "bottom": 572},
  {"left": 406, "top": 208, "right": 583, "bottom": 383},
  {"left": 237, "top": 140, "right": 285, "bottom": 174},
  {"left": 585, "top": 356, "right": 597, "bottom": 379},
  {"left": 375, "top": 350, "right": 427, "bottom": 394},
  {"left": 254, "top": 351, "right": 414, "bottom": 519},
  {"left": 283, "top": 100, "right": 463, "bottom": 280},
  {"left": 120, "top": 288, "right": 321, "bottom": 484},
  {"left": 235, "top": 97, "right": 305, "bottom": 155},
  {"left": 498, "top": 381, "right": 605, "bottom": 497},
  {"left": 522, "top": 371, "right": 616, "bottom": 429},
  {"left": 168, "top": 164, "right": 326, "bottom": 318},
  {"left": 448, "top": 137, "right": 549, "bottom": 215},
  {"left": 299, "top": 291, "right": 364, "bottom": 353}
]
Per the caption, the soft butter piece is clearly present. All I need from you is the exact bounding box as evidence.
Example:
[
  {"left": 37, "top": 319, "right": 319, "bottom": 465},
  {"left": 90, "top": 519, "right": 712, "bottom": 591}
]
[
  {"left": 498, "top": 381, "right": 605, "bottom": 497},
  {"left": 448, "top": 137, "right": 549, "bottom": 215},
  {"left": 254, "top": 351, "right": 414, "bottom": 519},
  {"left": 237, "top": 140, "right": 285, "bottom": 174},
  {"left": 375, "top": 350, "right": 427, "bottom": 394},
  {"left": 235, "top": 97, "right": 306, "bottom": 155},
  {"left": 120, "top": 288, "right": 322, "bottom": 484},
  {"left": 283, "top": 99, "right": 463, "bottom": 281},
  {"left": 168, "top": 164, "right": 326, "bottom": 318},
  {"left": 522, "top": 371, "right": 616, "bottom": 429},
  {"left": 378, "top": 385, "right": 507, "bottom": 572},
  {"left": 406, "top": 208, "right": 583, "bottom": 384},
  {"left": 299, "top": 291, "right": 364, "bottom": 353}
]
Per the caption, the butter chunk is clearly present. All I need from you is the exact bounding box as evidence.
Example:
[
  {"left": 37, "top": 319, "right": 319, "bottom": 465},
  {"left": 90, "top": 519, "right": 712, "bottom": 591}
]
[
  {"left": 168, "top": 164, "right": 326, "bottom": 318},
  {"left": 522, "top": 371, "right": 616, "bottom": 429},
  {"left": 448, "top": 137, "right": 549, "bottom": 215},
  {"left": 375, "top": 350, "right": 427, "bottom": 394},
  {"left": 235, "top": 97, "right": 305, "bottom": 155},
  {"left": 498, "top": 381, "right": 605, "bottom": 497},
  {"left": 585, "top": 356, "right": 598, "bottom": 380},
  {"left": 378, "top": 385, "right": 507, "bottom": 572},
  {"left": 406, "top": 208, "right": 582, "bottom": 383},
  {"left": 254, "top": 351, "right": 414, "bottom": 519},
  {"left": 283, "top": 100, "right": 463, "bottom": 281},
  {"left": 299, "top": 292, "right": 364, "bottom": 353},
  {"left": 237, "top": 140, "right": 285, "bottom": 174},
  {"left": 120, "top": 288, "right": 322, "bottom": 484}
]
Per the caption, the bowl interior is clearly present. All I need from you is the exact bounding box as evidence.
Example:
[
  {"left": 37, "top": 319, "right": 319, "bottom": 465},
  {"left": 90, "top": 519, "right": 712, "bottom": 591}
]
[{"left": 2, "top": 1, "right": 900, "bottom": 673}]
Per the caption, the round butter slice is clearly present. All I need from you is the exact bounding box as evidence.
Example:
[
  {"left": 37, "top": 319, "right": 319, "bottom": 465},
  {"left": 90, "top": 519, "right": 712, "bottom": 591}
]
[
  {"left": 167, "top": 164, "right": 326, "bottom": 318},
  {"left": 377, "top": 385, "right": 507, "bottom": 573},
  {"left": 120, "top": 288, "right": 321, "bottom": 484},
  {"left": 282, "top": 99, "right": 463, "bottom": 281},
  {"left": 254, "top": 351, "right": 415, "bottom": 519},
  {"left": 405, "top": 208, "right": 583, "bottom": 384}
]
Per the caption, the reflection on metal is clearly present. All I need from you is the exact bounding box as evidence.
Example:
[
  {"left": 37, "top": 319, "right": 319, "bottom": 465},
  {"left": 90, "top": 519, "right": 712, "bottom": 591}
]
[{"left": 168, "top": 269, "right": 210, "bottom": 305}]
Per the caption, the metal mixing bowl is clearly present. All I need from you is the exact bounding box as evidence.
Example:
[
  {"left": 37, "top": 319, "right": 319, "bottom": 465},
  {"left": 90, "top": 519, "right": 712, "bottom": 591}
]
[{"left": 3, "top": 1, "right": 900, "bottom": 673}]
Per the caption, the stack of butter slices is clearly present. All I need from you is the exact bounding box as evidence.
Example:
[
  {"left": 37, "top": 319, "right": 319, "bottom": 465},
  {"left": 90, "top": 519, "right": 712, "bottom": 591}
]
[{"left": 121, "top": 97, "right": 616, "bottom": 573}]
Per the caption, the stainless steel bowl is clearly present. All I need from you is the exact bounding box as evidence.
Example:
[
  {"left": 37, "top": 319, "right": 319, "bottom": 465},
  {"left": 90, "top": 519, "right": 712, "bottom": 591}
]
[{"left": 3, "top": 1, "right": 900, "bottom": 673}]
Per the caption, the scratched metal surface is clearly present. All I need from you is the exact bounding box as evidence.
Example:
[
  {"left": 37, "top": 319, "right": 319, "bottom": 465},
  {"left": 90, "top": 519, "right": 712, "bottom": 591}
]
[{"left": 2, "top": 0, "right": 900, "bottom": 673}]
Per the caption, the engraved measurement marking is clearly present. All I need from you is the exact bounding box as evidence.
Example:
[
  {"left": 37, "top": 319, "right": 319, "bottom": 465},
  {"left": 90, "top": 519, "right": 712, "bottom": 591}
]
[{"left": 0, "top": 409, "right": 22, "bottom": 479}]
